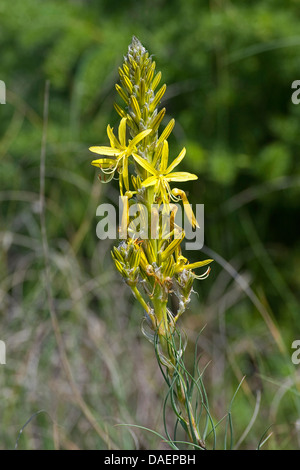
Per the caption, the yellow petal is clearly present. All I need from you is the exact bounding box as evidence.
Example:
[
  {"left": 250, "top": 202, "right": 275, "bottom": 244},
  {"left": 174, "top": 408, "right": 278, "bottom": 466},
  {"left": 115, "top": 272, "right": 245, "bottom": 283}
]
[
  {"left": 129, "top": 128, "right": 152, "bottom": 151},
  {"left": 91, "top": 158, "right": 116, "bottom": 168},
  {"left": 182, "top": 259, "right": 214, "bottom": 271},
  {"left": 164, "top": 171, "right": 198, "bottom": 182},
  {"left": 142, "top": 175, "right": 158, "bottom": 187},
  {"left": 118, "top": 118, "right": 127, "bottom": 147},
  {"left": 165, "top": 147, "right": 186, "bottom": 174},
  {"left": 185, "top": 204, "right": 199, "bottom": 228},
  {"left": 175, "top": 258, "right": 213, "bottom": 274},
  {"left": 132, "top": 153, "right": 157, "bottom": 175},
  {"left": 107, "top": 124, "right": 121, "bottom": 149},
  {"left": 89, "top": 146, "right": 121, "bottom": 156},
  {"left": 160, "top": 140, "right": 169, "bottom": 173}
]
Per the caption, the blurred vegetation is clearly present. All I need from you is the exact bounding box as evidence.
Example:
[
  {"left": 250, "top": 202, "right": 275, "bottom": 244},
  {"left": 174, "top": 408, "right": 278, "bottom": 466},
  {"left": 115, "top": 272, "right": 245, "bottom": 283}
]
[{"left": 1, "top": 0, "right": 300, "bottom": 450}]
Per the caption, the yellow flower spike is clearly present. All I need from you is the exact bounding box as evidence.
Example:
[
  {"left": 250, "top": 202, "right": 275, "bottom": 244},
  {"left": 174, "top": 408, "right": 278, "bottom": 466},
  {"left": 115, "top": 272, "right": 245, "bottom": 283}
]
[
  {"left": 90, "top": 117, "right": 152, "bottom": 192},
  {"left": 91, "top": 38, "right": 213, "bottom": 449}
]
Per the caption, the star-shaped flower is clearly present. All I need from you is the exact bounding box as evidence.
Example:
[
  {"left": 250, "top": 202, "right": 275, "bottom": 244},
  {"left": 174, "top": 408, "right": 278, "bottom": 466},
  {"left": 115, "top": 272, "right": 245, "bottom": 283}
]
[
  {"left": 89, "top": 118, "right": 152, "bottom": 193},
  {"left": 132, "top": 140, "right": 198, "bottom": 204}
]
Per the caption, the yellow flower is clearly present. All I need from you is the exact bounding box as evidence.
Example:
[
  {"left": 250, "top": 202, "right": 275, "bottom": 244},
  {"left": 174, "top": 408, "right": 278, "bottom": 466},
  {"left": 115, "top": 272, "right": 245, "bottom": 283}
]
[
  {"left": 175, "top": 256, "right": 213, "bottom": 279},
  {"left": 132, "top": 141, "right": 199, "bottom": 227},
  {"left": 132, "top": 140, "right": 198, "bottom": 204},
  {"left": 90, "top": 117, "right": 152, "bottom": 193}
]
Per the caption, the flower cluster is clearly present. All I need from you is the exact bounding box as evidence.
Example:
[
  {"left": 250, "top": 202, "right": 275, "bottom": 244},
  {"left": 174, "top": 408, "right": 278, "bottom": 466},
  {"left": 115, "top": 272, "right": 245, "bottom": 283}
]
[{"left": 90, "top": 36, "right": 213, "bottom": 337}]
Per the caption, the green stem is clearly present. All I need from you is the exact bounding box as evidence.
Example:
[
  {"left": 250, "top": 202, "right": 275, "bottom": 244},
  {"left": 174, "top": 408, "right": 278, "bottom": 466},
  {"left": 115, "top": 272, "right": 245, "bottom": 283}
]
[{"left": 152, "top": 300, "right": 205, "bottom": 449}]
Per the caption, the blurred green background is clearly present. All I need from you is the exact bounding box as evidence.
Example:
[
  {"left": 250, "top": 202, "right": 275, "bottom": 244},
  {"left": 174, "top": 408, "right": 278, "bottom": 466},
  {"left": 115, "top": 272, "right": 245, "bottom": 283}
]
[{"left": 1, "top": 0, "right": 300, "bottom": 450}]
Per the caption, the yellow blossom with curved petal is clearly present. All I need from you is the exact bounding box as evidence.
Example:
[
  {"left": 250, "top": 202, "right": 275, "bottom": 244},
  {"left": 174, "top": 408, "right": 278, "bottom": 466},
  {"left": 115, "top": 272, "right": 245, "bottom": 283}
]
[
  {"left": 90, "top": 117, "right": 152, "bottom": 193},
  {"left": 175, "top": 256, "right": 213, "bottom": 275}
]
